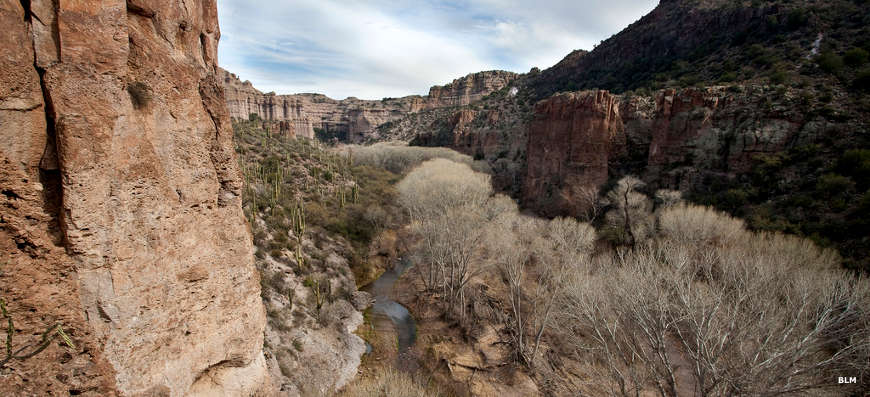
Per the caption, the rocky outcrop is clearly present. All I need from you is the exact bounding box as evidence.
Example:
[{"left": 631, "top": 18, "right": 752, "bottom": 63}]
[
  {"left": 523, "top": 91, "right": 625, "bottom": 216},
  {"left": 522, "top": 85, "right": 830, "bottom": 216},
  {"left": 221, "top": 68, "right": 517, "bottom": 143},
  {"left": 0, "top": 1, "right": 270, "bottom": 395},
  {"left": 428, "top": 71, "right": 519, "bottom": 108}
]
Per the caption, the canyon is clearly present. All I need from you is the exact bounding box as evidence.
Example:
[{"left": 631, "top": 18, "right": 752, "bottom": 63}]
[
  {"left": 2, "top": 0, "right": 868, "bottom": 395},
  {"left": 221, "top": 68, "right": 517, "bottom": 142}
]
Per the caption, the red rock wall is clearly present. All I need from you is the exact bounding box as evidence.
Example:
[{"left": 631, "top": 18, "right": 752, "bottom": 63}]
[
  {"left": 0, "top": 1, "right": 271, "bottom": 395},
  {"left": 522, "top": 86, "right": 809, "bottom": 217},
  {"left": 523, "top": 91, "right": 625, "bottom": 216}
]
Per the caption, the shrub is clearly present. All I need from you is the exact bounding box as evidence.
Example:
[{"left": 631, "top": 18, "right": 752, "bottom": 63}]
[
  {"left": 844, "top": 48, "right": 869, "bottom": 67},
  {"left": 816, "top": 173, "right": 855, "bottom": 197},
  {"left": 785, "top": 8, "right": 809, "bottom": 30},
  {"left": 657, "top": 203, "right": 745, "bottom": 246},
  {"left": 769, "top": 68, "right": 788, "bottom": 84},
  {"left": 836, "top": 149, "right": 870, "bottom": 189},
  {"left": 817, "top": 52, "right": 844, "bottom": 73},
  {"left": 855, "top": 68, "right": 870, "bottom": 91}
]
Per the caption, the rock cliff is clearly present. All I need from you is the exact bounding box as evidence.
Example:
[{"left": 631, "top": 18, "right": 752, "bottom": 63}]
[
  {"left": 0, "top": 0, "right": 270, "bottom": 395},
  {"left": 521, "top": 85, "right": 853, "bottom": 216},
  {"left": 221, "top": 68, "right": 517, "bottom": 143},
  {"left": 427, "top": 70, "right": 519, "bottom": 108},
  {"left": 523, "top": 91, "right": 626, "bottom": 216}
]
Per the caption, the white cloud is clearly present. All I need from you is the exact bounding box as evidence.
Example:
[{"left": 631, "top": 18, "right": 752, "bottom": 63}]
[{"left": 217, "top": 0, "right": 657, "bottom": 100}]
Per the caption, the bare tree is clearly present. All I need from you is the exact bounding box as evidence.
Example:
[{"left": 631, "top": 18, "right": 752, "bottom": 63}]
[
  {"left": 561, "top": 184, "right": 603, "bottom": 222},
  {"left": 557, "top": 203, "right": 870, "bottom": 396},
  {"left": 604, "top": 176, "right": 652, "bottom": 248},
  {"left": 654, "top": 189, "right": 683, "bottom": 209},
  {"left": 488, "top": 212, "right": 545, "bottom": 365},
  {"left": 527, "top": 217, "right": 595, "bottom": 367},
  {"left": 398, "top": 159, "right": 495, "bottom": 321}
]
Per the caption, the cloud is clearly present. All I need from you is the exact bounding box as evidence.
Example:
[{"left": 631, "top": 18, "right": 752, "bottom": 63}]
[{"left": 217, "top": 0, "right": 657, "bottom": 100}]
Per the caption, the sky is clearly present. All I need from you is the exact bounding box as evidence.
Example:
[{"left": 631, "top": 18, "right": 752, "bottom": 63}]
[{"left": 217, "top": 0, "right": 658, "bottom": 100}]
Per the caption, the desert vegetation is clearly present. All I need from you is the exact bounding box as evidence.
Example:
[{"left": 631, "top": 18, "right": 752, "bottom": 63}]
[
  {"left": 0, "top": 298, "right": 75, "bottom": 369},
  {"left": 338, "top": 368, "right": 442, "bottom": 397},
  {"left": 237, "top": 126, "right": 869, "bottom": 395},
  {"left": 390, "top": 152, "right": 869, "bottom": 396},
  {"left": 558, "top": 203, "right": 869, "bottom": 396},
  {"left": 338, "top": 141, "right": 488, "bottom": 174}
]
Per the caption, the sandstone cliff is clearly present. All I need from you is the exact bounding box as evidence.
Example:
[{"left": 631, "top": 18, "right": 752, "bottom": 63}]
[
  {"left": 0, "top": 1, "right": 270, "bottom": 395},
  {"left": 221, "top": 68, "right": 518, "bottom": 143},
  {"left": 427, "top": 70, "right": 519, "bottom": 108},
  {"left": 521, "top": 85, "right": 852, "bottom": 216},
  {"left": 523, "top": 91, "right": 626, "bottom": 216}
]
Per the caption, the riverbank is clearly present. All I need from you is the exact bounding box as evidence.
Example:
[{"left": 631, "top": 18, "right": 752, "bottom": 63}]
[{"left": 393, "top": 268, "right": 541, "bottom": 397}]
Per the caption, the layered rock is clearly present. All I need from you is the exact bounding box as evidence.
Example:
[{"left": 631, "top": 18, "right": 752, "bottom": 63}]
[
  {"left": 427, "top": 71, "right": 519, "bottom": 108},
  {"left": 523, "top": 91, "right": 625, "bottom": 216},
  {"left": 221, "top": 69, "right": 517, "bottom": 143},
  {"left": 521, "top": 85, "right": 824, "bottom": 216},
  {"left": 0, "top": 0, "right": 270, "bottom": 395}
]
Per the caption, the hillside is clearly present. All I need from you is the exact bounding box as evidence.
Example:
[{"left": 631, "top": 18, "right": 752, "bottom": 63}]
[
  {"left": 528, "top": 0, "right": 870, "bottom": 96},
  {"left": 233, "top": 118, "right": 410, "bottom": 394}
]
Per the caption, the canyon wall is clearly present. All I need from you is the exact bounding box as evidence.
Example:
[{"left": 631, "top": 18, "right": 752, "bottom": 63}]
[
  {"left": 522, "top": 85, "right": 832, "bottom": 216},
  {"left": 523, "top": 91, "right": 626, "bottom": 216},
  {"left": 427, "top": 70, "right": 519, "bottom": 108},
  {"left": 221, "top": 68, "right": 518, "bottom": 142},
  {"left": 0, "top": 1, "right": 270, "bottom": 395}
]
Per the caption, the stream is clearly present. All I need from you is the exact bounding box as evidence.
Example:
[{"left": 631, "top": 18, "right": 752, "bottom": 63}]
[{"left": 363, "top": 256, "right": 417, "bottom": 353}]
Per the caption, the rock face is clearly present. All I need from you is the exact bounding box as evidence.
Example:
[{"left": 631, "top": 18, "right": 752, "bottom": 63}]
[
  {"left": 221, "top": 69, "right": 517, "bottom": 142},
  {"left": 523, "top": 91, "right": 625, "bottom": 216},
  {"left": 427, "top": 71, "right": 519, "bottom": 108},
  {"left": 522, "top": 85, "right": 826, "bottom": 216},
  {"left": 0, "top": 1, "right": 270, "bottom": 395}
]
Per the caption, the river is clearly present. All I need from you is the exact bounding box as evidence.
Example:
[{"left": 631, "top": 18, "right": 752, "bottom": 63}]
[{"left": 363, "top": 256, "right": 417, "bottom": 353}]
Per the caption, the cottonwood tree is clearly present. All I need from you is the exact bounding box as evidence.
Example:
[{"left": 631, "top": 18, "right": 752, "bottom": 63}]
[
  {"left": 604, "top": 176, "right": 652, "bottom": 248},
  {"left": 526, "top": 217, "right": 595, "bottom": 368},
  {"left": 398, "top": 159, "right": 494, "bottom": 321},
  {"left": 557, "top": 203, "right": 870, "bottom": 396},
  {"left": 561, "top": 184, "right": 603, "bottom": 222},
  {"left": 488, "top": 211, "right": 544, "bottom": 365},
  {"left": 654, "top": 189, "right": 683, "bottom": 209},
  {"left": 397, "top": 158, "right": 491, "bottom": 221}
]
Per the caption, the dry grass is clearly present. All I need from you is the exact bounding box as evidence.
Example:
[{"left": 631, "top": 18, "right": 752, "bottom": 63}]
[{"left": 338, "top": 368, "right": 442, "bottom": 397}]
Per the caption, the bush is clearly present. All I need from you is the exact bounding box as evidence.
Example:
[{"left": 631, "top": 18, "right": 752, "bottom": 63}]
[
  {"left": 837, "top": 149, "right": 870, "bottom": 188},
  {"left": 854, "top": 68, "right": 870, "bottom": 91},
  {"left": 816, "top": 173, "right": 855, "bottom": 197},
  {"left": 785, "top": 8, "right": 809, "bottom": 30},
  {"left": 844, "top": 48, "right": 869, "bottom": 67},
  {"left": 817, "top": 52, "right": 844, "bottom": 73},
  {"left": 769, "top": 68, "right": 788, "bottom": 84}
]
